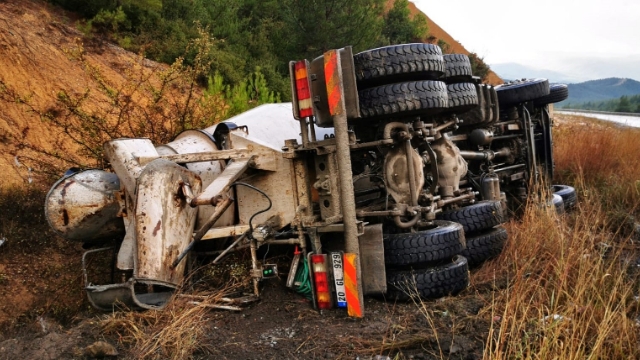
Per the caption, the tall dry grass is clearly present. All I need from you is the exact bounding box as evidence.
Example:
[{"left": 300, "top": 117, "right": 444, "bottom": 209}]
[
  {"left": 100, "top": 285, "right": 240, "bottom": 360},
  {"left": 472, "top": 115, "right": 640, "bottom": 359},
  {"left": 554, "top": 116, "right": 640, "bottom": 221}
]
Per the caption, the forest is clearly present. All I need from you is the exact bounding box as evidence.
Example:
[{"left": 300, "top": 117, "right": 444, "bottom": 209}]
[{"left": 49, "top": 0, "right": 490, "bottom": 100}]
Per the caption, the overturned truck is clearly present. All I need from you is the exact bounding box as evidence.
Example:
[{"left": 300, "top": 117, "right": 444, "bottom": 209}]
[{"left": 44, "top": 43, "right": 572, "bottom": 317}]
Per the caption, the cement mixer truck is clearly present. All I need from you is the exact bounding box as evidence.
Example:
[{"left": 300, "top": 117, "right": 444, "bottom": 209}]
[{"left": 44, "top": 43, "right": 572, "bottom": 317}]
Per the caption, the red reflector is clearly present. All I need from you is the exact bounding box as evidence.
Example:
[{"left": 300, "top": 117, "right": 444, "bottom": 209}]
[
  {"left": 294, "top": 60, "right": 314, "bottom": 118},
  {"left": 311, "top": 254, "right": 332, "bottom": 310}
]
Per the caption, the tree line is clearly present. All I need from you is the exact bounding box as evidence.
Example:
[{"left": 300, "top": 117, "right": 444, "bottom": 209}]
[
  {"left": 50, "top": 0, "right": 430, "bottom": 99},
  {"left": 49, "top": 0, "right": 490, "bottom": 99},
  {"left": 561, "top": 94, "right": 640, "bottom": 113}
]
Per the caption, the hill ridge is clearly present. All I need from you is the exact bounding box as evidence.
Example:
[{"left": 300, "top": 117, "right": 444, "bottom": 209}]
[{"left": 562, "top": 77, "right": 640, "bottom": 105}]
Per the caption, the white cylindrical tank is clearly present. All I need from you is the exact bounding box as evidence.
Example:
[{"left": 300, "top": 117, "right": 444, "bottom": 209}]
[{"left": 44, "top": 169, "right": 125, "bottom": 243}]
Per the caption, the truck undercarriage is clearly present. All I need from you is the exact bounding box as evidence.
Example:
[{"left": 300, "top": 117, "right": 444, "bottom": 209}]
[{"left": 44, "top": 43, "right": 572, "bottom": 316}]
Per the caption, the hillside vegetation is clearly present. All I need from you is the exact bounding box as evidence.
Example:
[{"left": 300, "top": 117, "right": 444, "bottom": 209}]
[
  {"left": 49, "top": 0, "right": 430, "bottom": 98},
  {"left": 561, "top": 93, "right": 640, "bottom": 113},
  {"left": 560, "top": 77, "right": 640, "bottom": 104}
]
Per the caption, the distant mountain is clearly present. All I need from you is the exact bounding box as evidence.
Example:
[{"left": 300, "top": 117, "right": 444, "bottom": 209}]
[
  {"left": 562, "top": 78, "right": 640, "bottom": 105},
  {"left": 491, "top": 63, "right": 581, "bottom": 84}
]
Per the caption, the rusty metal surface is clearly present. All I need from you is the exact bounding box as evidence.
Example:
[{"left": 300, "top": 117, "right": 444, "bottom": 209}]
[
  {"left": 201, "top": 225, "right": 251, "bottom": 240},
  {"left": 45, "top": 169, "right": 124, "bottom": 243},
  {"left": 223, "top": 132, "right": 298, "bottom": 230},
  {"left": 313, "top": 153, "right": 342, "bottom": 220},
  {"left": 134, "top": 159, "right": 202, "bottom": 286},
  {"left": 327, "top": 48, "right": 364, "bottom": 316},
  {"left": 430, "top": 135, "right": 468, "bottom": 198},
  {"left": 103, "top": 138, "right": 158, "bottom": 200},
  {"left": 383, "top": 146, "right": 424, "bottom": 206},
  {"left": 358, "top": 224, "right": 386, "bottom": 295},
  {"left": 160, "top": 130, "right": 236, "bottom": 229},
  {"left": 192, "top": 158, "right": 252, "bottom": 206}
]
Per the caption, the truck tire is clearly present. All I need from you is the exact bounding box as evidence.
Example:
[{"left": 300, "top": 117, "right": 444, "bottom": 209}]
[
  {"left": 552, "top": 193, "right": 565, "bottom": 215},
  {"left": 495, "top": 78, "right": 550, "bottom": 106},
  {"left": 443, "top": 54, "right": 473, "bottom": 83},
  {"left": 553, "top": 184, "right": 576, "bottom": 211},
  {"left": 385, "top": 255, "right": 469, "bottom": 301},
  {"left": 447, "top": 82, "right": 479, "bottom": 113},
  {"left": 461, "top": 226, "right": 508, "bottom": 267},
  {"left": 437, "top": 200, "right": 505, "bottom": 234},
  {"left": 383, "top": 220, "right": 465, "bottom": 267},
  {"left": 358, "top": 80, "right": 448, "bottom": 118},
  {"left": 534, "top": 84, "right": 569, "bottom": 106},
  {"left": 353, "top": 43, "right": 444, "bottom": 88}
]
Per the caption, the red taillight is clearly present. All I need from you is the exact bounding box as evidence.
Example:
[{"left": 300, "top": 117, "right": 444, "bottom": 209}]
[
  {"left": 294, "top": 61, "right": 313, "bottom": 118},
  {"left": 311, "top": 254, "right": 332, "bottom": 309}
]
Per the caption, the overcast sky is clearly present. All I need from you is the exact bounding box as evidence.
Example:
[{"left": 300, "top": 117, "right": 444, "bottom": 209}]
[{"left": 412, "top": 0, "right": 640, "bottom": 81}]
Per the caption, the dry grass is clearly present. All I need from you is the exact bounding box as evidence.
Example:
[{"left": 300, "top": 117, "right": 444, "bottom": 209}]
[
  {"left": 470, "top": 114, "right": 640, "bottom": 359},
  {"left": 554, "top": 115, "right": 640, "bottom": 220},
  {"left": 475, "top": 194, "right": 639, "bottom": 359},
  {"left": 100, "top": 284, "right": 240, "bottom": 360}
]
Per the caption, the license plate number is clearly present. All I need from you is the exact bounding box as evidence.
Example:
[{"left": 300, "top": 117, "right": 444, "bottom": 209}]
[{"left": 331, "top": 252, "right": 347, "bottom": 308}]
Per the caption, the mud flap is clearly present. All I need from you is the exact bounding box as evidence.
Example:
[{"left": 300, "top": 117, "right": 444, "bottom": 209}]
[{"left": 359, "top": 224, "right": 386, "bottom": 295}]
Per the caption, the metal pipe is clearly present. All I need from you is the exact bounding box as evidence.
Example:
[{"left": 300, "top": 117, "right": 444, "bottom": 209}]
[
  {"left": 356, "top": 209, "right": 403, "bottom": 217},
  {"left": 459, "top": 150, "right": 490, "bottom": 160},
  {"left": 494, "top": 164, "right": 526, "bottom": 173},
  {"left": 433, "top": 119, "right": 457, "bottom": 133},
  {"left": 212, "top": 232, "right": 249, "bottom": 264},
  {"left": 309, "top": 117, "right": 317, "bottom": 142},
  {"left": 383, "top": 122, "right": 409, "bottom": 139},
  {"left": 172, "top": 197, "right": 234, "bottom": 268},
  {"left": 250, "top": 238, "right": 259, "bottom": 295},
  {"left": 460, "top": 148, "right": 511, "bottom": 161},
  {"left": 349, "top": 138, "right": 394, "bottom": 150},
  {"left": 491, "top": 134, "right": 521, "bottom": 141},
  {"left": 393, "top": 213, "right": 420, "bottom": 228},
  {"left": 299, "top": 117, "right": 310, "bottom": 146},
  {"left": 437, "top": 192, "right": 476, "bottom": 207},
  {"left": 405, "top": 139, "right": 418, "bottom": 206}
]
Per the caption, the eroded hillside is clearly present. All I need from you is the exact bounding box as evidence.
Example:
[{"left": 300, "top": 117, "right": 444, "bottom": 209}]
[{"left": 0, "top": 0, "right": 183, "bottom": 186}]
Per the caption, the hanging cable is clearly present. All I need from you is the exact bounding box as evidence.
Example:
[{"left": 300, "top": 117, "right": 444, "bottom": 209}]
[
  {"left": 231, "top": 182, "right": 272, "bottom": 237},
  {"left": 293, "top": 257, "right": 312, "bottom": 300}
]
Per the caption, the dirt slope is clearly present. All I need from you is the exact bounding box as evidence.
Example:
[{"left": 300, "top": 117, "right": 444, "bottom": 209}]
[
  {"left": 406, "top": 1, "right": 503, "bottom": 85},
  {"left": 0, "top": 0, "right": 172, "bottom": 186}
]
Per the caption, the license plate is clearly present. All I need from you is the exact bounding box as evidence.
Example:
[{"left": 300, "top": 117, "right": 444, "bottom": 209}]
[{"left": 330, "top": 252, "right": 347, "bottom": 308}]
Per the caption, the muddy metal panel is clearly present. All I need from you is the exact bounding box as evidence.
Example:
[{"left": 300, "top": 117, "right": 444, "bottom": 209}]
[
  {"left": 228, "top": 131, "right": 297, "bottom": 230},
  {"left": 134, "top": 159, "right": 202, "bottom": 286},
  {"left": 103, "top": 138, "right": 159, "bottom": 201},
  {"left": 44, "top": 169, "right": 124, "bottom": 243},
  {"left": 204, "top": 103, "right": 333, "bottom": 150},
  {"left": 359, "top": 224, "right": 386, "bottom": 295},
  {"left": 156, "top": 130, "right": 235, "bottom": 230}
]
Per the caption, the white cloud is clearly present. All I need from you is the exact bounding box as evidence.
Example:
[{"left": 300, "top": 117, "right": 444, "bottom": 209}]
[{"left": 412, "top": 0, "right": 640, "bottom": 79}]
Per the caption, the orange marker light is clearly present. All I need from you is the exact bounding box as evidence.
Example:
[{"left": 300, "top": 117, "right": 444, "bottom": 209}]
[
  {"left": 294, "top": 61, "right": 313, "bottom": 118},
  {"left": 311, "top": 254, "right": 332, "bottom": 310}
]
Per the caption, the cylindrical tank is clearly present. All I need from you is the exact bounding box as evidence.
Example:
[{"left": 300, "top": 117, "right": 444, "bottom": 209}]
[
  {"left": 45, "top": 169, "right": 125, "bottom": 243},
  {"left": 481, "top": 173, "right": 501, "bottom": 201},
  {"left": 156, "top": 129, "right": 235, "bottom": 230}
]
